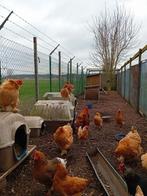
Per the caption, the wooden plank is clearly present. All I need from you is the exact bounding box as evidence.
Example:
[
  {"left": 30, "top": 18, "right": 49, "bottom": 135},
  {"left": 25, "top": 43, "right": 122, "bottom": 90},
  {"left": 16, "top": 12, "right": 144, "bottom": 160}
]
[
  {"left": 0, "top": 145, "right": 36, "bottom": 181},
  {"left": 85, "top": 85, "right": 100, "bottom": 89}
]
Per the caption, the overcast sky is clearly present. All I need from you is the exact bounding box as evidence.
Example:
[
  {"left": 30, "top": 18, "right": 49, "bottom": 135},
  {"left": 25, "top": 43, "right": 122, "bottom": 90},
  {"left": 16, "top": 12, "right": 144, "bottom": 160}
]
[{"left": 0, "top": 0, "right": 147, "bottom": 67}]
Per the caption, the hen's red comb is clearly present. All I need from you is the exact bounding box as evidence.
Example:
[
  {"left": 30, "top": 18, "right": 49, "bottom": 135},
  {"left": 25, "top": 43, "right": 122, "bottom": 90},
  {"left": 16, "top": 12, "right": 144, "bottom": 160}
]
[{"left": 16, "top": 80, "right": 23, "bottom": 86}]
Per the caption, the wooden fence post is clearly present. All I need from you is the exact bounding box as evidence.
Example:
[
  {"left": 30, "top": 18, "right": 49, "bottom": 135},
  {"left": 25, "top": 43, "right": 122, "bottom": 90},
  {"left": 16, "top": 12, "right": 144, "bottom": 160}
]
[
  {"left": 128, "top": 58, "right": 132, "bottom": 104},
  {"left": 124, "top": 65, "right": 126, "bottom": 99},
  {"left": 137, "top": 49, "right": 142, "bottom": 112}
]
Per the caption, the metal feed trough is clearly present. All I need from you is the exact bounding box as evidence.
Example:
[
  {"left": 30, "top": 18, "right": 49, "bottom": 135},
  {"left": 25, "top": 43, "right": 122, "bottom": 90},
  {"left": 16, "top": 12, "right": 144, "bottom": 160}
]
[{"left": 86, "top": 147, "right": 129, "bottom": 196}]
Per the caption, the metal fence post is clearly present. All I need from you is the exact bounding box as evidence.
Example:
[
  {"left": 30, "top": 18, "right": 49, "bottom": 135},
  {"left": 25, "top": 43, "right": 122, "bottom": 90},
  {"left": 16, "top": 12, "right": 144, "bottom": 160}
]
[
  {"left": 58, "top": 51, "right": 61, "bottom": 91},
  {"left": 69, "top": 58, "right": 72, "bottom": 83},
  {"left": 0, "top": 60, "right": 1, "bottom": 84},
  {"left": 67, "top": 62, "right": 69, "bottom": 81},
  {"left": 49, "top": 55, "right": 52, "bottom": 92},
  {"left": 137, "top": 49, "right": 142, "bottom": 112},
  {"left": 33, "top": 37, "right": 39, "bottom": 101},
  {"left": 49, "top": 44, "right": 60, "bottom": 92}
]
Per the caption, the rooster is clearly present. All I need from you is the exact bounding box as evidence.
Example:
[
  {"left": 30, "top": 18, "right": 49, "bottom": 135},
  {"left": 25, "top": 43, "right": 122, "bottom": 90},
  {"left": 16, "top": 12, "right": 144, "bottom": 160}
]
[
  {"left": 53, "top": 123, "right": 73, "bottom": 156},
  {"left": 0, "top": 79, "right": 23, "bottom": 112},
  {"left": 52, "top": 163, "right": 91, "bottom": 196},
  {"left": 94, "top": 112, "right": 103, "bottom": 129},
  {"left": 115, "top": 109, "right": 125, "bottom": 127},
  {"left": 32, "top": 150, "right": 67, "bottom": 188}
]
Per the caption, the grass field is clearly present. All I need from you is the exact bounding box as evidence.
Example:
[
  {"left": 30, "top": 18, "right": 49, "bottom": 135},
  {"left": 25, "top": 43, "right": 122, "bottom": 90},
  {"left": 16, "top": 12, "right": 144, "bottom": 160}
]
[
  {"left": 19, "top": 78, "right": 84, "bottom": 115},
  {"left": 19, "top": 79, "right": 60, "bottom": 114},
  {"left": 20, "top": 79, "right": 60, "bottom": 101}
]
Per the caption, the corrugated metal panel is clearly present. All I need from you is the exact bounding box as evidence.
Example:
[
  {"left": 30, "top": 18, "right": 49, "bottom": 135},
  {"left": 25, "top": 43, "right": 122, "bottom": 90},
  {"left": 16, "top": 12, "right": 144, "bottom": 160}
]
[
  {"left": 121, "top": 71, "right": 125, "bottom": 97},
  {"left": 130, "top": 65, "right": 139, "bottom": 110},
  {"left": 139, "top": 61, "right": 147, "bottom": 116},
  {"left": 124, "top": 69, "right": 130, "bottom": 101},
  {"left": 117, "top": 72, "right": 121, "bottom": 94}
]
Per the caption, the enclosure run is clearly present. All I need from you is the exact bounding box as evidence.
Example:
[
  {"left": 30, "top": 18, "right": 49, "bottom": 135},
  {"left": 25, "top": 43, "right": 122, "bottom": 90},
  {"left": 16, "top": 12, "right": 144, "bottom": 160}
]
[{"left": 1, "top": 91, "right": 147, "bottom": 196}]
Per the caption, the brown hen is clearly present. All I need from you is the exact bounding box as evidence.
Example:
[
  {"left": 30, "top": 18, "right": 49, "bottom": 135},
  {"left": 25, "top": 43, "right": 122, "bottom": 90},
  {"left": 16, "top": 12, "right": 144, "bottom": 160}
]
[
  {"left": 0, "top": 79, "right": 23, "bottom": 112},
  {"left": 115, "top": 109, "right": 125, "bottom": 127},
  {"left": 53, "top": 123, "right": 73, "bottom": 156},
  {"left": 32, "top": 150, "right": 66, "bottom": 187},
  {"left": 94, "top": 112, "right": 103, "bottom": 129},
  {"left": 52, "top": 163, "right": 91, "bottom": 196}
]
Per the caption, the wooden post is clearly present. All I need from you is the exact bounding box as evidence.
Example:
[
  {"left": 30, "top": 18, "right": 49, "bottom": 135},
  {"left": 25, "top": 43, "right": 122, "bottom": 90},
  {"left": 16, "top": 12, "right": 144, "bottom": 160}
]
[
  {"left": 120, "top": 66, "right": 122, "bottom": 96},
  {"left": 81, "top": 66, "right": 84, "bottom": 93},
  {"left": 137, "top": 49, "right": 142, "bottom": 112},
  {"left": 33, "top": 37, "right": 39, "bottom": 101},
  {"left": 58, "top": 51, "right": 61, "bottom": 91},
  {"left": 76, "top": 63, "right": 79, "bottom": 95},
  {"left": 124, "top": 65, "right": 126, "bottom": 99},
  {"left": 128, "top": 58, "right": 132, "bottom": 103}
]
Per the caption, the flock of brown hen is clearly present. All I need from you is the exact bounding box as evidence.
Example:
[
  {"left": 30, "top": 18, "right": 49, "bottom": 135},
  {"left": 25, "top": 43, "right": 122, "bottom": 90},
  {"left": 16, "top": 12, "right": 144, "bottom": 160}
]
[
  {"left": 115, "top": 109, "right": 147, "bottom": 196},
  {"left": 0, "top": 79, "right": 147, "bottom": 195},
  {"left": 32, "top": 83, "right": 93, "bottom": 196}
]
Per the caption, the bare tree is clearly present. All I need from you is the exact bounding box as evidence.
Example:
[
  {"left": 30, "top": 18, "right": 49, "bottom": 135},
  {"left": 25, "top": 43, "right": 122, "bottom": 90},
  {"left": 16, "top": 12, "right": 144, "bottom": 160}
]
[{"left": 90, "top": 5, "right": 139, "bottom": 88}]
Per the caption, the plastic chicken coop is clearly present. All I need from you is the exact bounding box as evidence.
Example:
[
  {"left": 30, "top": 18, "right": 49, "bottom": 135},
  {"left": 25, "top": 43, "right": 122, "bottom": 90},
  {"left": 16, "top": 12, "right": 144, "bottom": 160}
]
[
  {"left": 24, "top": 116, "right": 45, "bottom": 137},
  {"left": 43, "top": 92, "right": 76, "bottom": 106},
  {"left": 0, "top": 112, "right": 30, "bottom": 171},
  {"left": 30, "top": 100, "right": 75, "bottom": 132}
]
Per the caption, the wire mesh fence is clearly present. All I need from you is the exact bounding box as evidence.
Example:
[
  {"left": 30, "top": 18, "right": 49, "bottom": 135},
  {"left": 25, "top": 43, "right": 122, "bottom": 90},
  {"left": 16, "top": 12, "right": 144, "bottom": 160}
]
[
  {"left": 117, "top": 45, "right": 147, "bottom": 117},
  {"left": 0, "top": 3, "right": 86, "bottom": 115},
  {"left": 0, "top": 35, "right": 85, "bottom": 114}
]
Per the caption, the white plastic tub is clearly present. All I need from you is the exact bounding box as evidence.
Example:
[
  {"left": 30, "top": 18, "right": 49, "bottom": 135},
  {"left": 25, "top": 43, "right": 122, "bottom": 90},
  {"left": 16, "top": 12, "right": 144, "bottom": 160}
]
[{"left": 24, "top": 116, "right": 45, "bottom": 137}]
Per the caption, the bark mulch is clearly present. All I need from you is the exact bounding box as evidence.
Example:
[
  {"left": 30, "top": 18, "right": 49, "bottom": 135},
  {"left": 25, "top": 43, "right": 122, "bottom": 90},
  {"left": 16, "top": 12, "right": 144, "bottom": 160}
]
[{"left": 1, "top": 91, "right": 147, "bottom": 196}]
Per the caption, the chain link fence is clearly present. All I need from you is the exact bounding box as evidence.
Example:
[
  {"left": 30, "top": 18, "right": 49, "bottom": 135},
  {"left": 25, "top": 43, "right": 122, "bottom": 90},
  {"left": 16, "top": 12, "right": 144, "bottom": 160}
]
[{"left": 0, "top": 36, "right": 85, "bottom": 115}]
